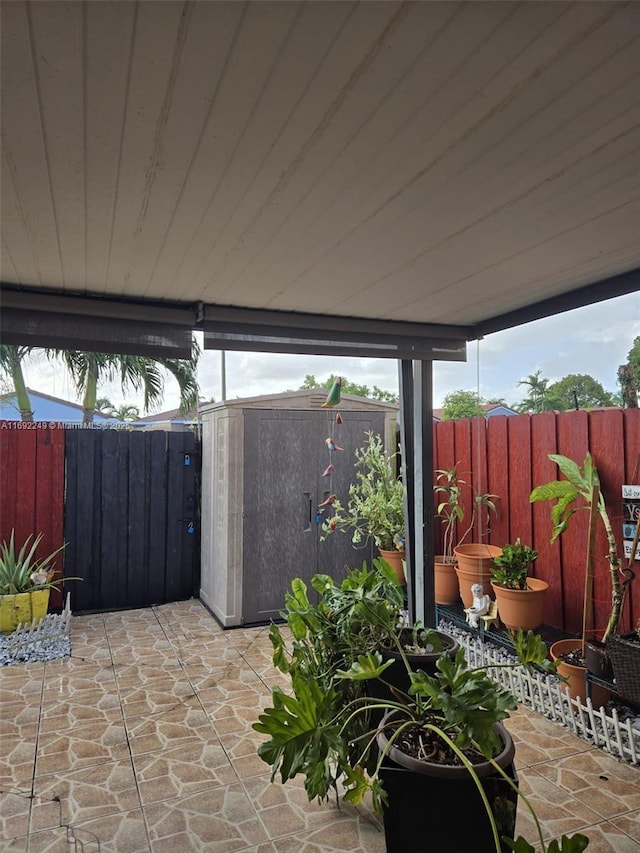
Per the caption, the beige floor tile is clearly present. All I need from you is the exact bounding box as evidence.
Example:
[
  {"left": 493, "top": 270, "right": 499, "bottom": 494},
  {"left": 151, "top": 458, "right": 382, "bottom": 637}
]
[
  {"left": 611, "top": 809, "right": 640, "bottom": 843},
  {"left": 532, "top": 749, "right": 640, "bottom": 819},
  {"left": 64, "top": 645, "right": 113, "bottom": 664},
  {"left": 30, "top": 760, "right": 139, "bottom": 831},
  {"left": 42, "top": 660, "right": 117, "bottom": 688},
  {"left": 133, "top": 740, "right": 237, "bottom": 804},
  {"left": 1, "top": 837, "right": 27, "bottom": 852},
  {"left": 113, "top": 661, "right": 185, "bottom": 688},
  {"left": 39, "top": 703, "right": 122, "bottom": 735},
  {"left": 242, "top": 774, "right": 362, "bottom": 840},
  {"left": 210, "top": 698, "right": 271, "bottom": 737},
  {"left": 0, "top": 700, "right": 40, "bottom": 739},
  {"left": 217, "top": 730, "right": 272, "bottom": 780},
  {"left": 0, "top": 738, "right": 36, "bottom": 787},
  {"left": 143, "top": 784, "right": 268, "bottom": 851},
  {"left": 515, "top": 768, "right": 605, "bottom": 842},
  {"left": 27, "top": 808, "right": 152, "bottom": 852},
  {"left": 574, "top": 821, "right": 640, "bottom": 852},
  {"left": 0, "top": 788, "right": 31, "bottom": 841},
  {"left": 270, "top": 816, "right": 386, "bottom": 852},
  {"left": 125, "top": 704, "right": 216, "bottom": 756},
  {"left": 0, "top": 662, "right": 46, "bottom": 682},
  {"left": 196, "top": 672, "right": 268, "bottom": 705},
  {"left": 119, "top": 678, "right": 198, "bottom": 719},
  {"left": 35, "top": 720, "right": 129, "bottom": 775},
  {"left": 71, "top": 613, "right": 108, "bottom": 629},
  {"left": 0, "top": 673, "right": 45, "bottom": 700},
  {"left": 503, "top": 708, "right": 592, "bottom": 766},
  {"left": 111, "top": 648, "right": 178, "bottom": 668}
]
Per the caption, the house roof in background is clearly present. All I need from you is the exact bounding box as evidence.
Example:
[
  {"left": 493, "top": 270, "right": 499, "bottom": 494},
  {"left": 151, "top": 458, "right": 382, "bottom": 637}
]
[
  {"left": 199, "top": 389, "right": 399, "bottom": 414},
  {"left": 0, "top": 388, "right": 115, "bottom": 422},
  {"left": 432, "top": 402, "right": 519, "bottom": 421},
  {"left": 1, "top": 1, "right": 639, "bottom": 353}
]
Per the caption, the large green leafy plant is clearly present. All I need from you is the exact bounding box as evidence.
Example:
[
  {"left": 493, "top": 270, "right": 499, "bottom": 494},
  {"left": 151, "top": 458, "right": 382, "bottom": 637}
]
[
  {"left": 321, "top": 431, "right": 404, "bottom": 551},
  {"left": 254, "top": 563, "right": 587, "bottom": 853},
  {"left": 530, "top": 452, "right": 622, "bottom": 640}
]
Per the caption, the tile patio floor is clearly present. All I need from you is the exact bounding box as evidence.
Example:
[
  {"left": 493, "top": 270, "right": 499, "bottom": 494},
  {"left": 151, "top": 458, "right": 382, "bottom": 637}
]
[{"left": 1, "top": 599, "right": 639, "bottom": 852}]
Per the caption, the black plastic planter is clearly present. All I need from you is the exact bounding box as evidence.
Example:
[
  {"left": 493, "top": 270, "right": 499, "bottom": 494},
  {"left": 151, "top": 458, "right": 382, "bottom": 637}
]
[
  {"left": 378, "top": 720, "right": 518, "bottom": 853},
  {"left": 368, "top": 630, "right": 459, "bottom": 726}
]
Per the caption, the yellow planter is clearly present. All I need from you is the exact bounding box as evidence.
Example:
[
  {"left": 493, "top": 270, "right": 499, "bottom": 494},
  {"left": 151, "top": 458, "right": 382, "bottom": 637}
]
[{"left": 0, "top": 589, "right": 50, "bottom": 633}]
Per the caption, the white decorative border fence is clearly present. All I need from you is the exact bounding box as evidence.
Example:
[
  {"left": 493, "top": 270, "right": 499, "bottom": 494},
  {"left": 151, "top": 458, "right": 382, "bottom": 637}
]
[
  {"left": 1, "top": 594, "right": 72, "bottom": 665},
  {"left": 442, "top": 621, "right": 640, "bottom": 765}
]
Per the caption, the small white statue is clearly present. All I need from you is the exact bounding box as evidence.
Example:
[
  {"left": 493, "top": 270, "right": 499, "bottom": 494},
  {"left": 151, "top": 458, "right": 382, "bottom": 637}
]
[{"left": 464, "top": 583, "right": 491, "bottom": 628}]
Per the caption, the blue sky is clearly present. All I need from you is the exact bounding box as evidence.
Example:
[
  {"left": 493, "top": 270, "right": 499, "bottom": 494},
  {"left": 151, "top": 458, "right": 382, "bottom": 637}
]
[{"left": 15, "top": 290, "right": 639, "bottom": 413}]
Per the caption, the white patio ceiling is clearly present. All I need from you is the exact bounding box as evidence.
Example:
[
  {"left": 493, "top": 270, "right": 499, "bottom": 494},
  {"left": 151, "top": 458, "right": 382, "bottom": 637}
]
[{"left": 1, "top": 0, "right": 639, "bottom": 337}]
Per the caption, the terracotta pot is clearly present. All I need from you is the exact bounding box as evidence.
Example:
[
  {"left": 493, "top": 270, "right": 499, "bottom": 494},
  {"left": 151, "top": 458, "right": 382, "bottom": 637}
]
[
  {"left": 434, "top": 557, "right": 460, "bottom": 605},
  {"left": 0, "top": 588, "right": 50, "bottom": 633},
  {"left": 453, "top": 544, "right": 502, "bottom": 609},
  {"left": 550, "top": 638, "right": 611, "bottom": 708},
  {"left": 490, "top": 578, "right": 548, "bottom": 631},
  {"left": 379, "top": 548, "right": 406, "bottom": 585}
]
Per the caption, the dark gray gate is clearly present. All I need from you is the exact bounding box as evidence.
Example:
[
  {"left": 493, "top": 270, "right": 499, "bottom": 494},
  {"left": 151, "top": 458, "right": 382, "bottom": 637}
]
[
  {"left": 64, "top": 429, "right": 200, "bottom": 612},
  {"left": 242, "top": 409, "right": 387, "bottom": 624}
]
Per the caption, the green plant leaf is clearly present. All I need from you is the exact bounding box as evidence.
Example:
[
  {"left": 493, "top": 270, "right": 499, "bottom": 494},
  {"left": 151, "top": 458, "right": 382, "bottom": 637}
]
[
  {"left": 342, "top": 764, "right": 371, "bottom": 806},
  {"left": 335, "top": 652, "right": 394, "bottom": 681},
  {"left": 548, "top": 454, "right": 589, "bottom": 491}
]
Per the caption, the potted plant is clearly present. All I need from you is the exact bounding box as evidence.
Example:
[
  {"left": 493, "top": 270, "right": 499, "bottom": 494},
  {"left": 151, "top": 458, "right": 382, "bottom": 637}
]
[
  {"left": 0, "top": 530, "right": 69, "bottom": 632},
  {"left": 265, "top": 558, "right": 458, "bottom": 734},
  {"left": 433, "top": 465, "right": 465, "bottom": 605},
  {"left": 321, "top": 431, "right": 405, "bottom": 583},
  {"left": 453, "top": 485, "right": 501, "bottom": 609},
  {"left": 255, "top": 583, "right": 587, "bottom": 853},
  {"left": 530, "top": 452, "right": 622, "bottom": 706},
  {"left": 490, "top": 539, "right": 548, "bottom": 632}
]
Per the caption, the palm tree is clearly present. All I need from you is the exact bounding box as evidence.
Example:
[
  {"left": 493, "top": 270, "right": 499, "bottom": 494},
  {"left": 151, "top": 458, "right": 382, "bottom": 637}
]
[
  {"left": 517, "top": 370, "right": 551, "bottom": 414},
  {"left": 95, "top": 397, "right": 115, "bottom": 415},
  {"left": 0, "top": 345, "right": 34, "bottom": 421},
  {"left": 54, "top": 338, "right": 200, "bottom": 425},
  {"left": 112, "top": 403, "right": 140, "bottom": 421}
]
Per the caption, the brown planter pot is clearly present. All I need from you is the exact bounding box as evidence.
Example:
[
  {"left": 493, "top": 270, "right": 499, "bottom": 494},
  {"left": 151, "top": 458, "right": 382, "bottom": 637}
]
[
  {"left": 434, "top": 557, "right": 459, "bottom": 605},
  {"left": 379, "top": 548, "right": 406, "bottom": 586},
  {"left": 550, "top": 639, "right": 611, "bottom": 708},
  {"left": 453, "top": 544, "right": 502, "bottom": 609},
  {"left": 490, "top": 578, "right": 549, "bottom": 631}
]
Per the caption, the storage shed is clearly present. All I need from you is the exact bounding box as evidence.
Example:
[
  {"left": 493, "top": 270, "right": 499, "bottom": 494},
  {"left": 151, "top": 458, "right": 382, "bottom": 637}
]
[{"left": 200, "top": 390, "right": 399, "bottom": 626}]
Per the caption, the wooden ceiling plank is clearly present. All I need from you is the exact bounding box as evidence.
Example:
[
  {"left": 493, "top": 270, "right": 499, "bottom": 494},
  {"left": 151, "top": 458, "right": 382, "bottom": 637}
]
[{"left": 1, "top": 1, "right": 64, "bottom": 285}]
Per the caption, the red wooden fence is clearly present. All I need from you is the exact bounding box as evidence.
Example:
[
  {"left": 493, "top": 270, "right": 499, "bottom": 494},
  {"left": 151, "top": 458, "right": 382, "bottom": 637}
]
[
  {"left": 434, "top": 408, "right": 640, "bottom": 637},
  {"left": 0, "top": 424, "right": 65, "bottom": 609},
  {"left": 1, "top": 412, "right": 639, "bottom": 635}
]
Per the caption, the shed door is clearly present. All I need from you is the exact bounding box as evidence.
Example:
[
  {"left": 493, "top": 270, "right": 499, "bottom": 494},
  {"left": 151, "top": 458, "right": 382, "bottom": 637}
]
[{"left": 242, "top": 409, "right": 387, "bottom": 624}]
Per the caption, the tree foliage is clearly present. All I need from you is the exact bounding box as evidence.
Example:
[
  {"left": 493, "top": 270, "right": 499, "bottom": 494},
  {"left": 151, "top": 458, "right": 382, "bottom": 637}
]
[
  {"left": 0, "top": 346, "right": 34, "bottom": 421},
  {"left": 619, "top": 337, "right": 640, "bottom": 407},
  {"left": 546, "top": 374, "right": 615, "bottom": 410},
  {"left": 297, "top": 374, "right": 398, "bottom": 403},
  {"left": 516, "top": 370, "right": 554, "bottom": 413},
  {"left": 54, "top": 342, "right": 200, "bottom": 425},
  {"left": 440, "top": 389, "right": 484, "bottom": 420},
  {"left": 112, "top": 404, "right": 140, "bottom": 421},
  {"left": 0, "top": 341, "right": 200, "bottom": 425}
]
